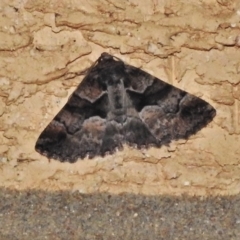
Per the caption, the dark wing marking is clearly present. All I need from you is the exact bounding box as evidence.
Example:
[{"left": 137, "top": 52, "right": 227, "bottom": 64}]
[
  {"left": 35, "top": 64, "right": 110, "bottom": 162},
  {"left": 124, "top": 64, "right": 216, "bottom": 145}
]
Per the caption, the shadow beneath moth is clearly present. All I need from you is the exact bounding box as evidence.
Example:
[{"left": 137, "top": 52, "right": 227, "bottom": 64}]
[{"left": 35, "top": 52, "right": 216, "bottom": 162}]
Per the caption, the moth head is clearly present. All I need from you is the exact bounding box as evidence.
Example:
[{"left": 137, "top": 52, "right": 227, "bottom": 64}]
[{"left": 99, "top": 52, "right": 114, "bottom": 61}]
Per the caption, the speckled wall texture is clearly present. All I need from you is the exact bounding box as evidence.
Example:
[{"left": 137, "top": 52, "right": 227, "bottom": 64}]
[{"left": 0, "top": 0, "right": 239, "bottom": 196}]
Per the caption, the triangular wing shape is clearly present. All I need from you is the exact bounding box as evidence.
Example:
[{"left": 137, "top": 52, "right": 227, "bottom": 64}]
[{"left": 35, "top": 53, "right": 216, "bottom": 162}]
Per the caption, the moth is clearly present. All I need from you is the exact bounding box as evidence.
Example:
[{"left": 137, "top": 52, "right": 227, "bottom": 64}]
[{"left": 35, "top": 52, "right": 216, "bottom": 162}]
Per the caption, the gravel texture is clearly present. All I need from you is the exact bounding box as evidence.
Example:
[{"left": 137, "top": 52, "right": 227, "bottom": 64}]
[{"left": 0, "top": 189, "right": 239, "bottom": 240}]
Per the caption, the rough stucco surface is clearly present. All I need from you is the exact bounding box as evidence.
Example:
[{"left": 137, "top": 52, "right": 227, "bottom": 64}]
[{"left": 0, "top": 0, "right": 240, "bottom": 196}]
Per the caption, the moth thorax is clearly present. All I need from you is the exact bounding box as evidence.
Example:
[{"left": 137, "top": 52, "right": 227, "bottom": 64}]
[{"left": 107, "top": 78, "right": 126, "bottom": 112}]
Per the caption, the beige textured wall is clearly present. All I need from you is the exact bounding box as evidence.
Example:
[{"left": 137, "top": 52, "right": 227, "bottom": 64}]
[{"left": 0, "top": 0, "right": 240, "bottom": 196}]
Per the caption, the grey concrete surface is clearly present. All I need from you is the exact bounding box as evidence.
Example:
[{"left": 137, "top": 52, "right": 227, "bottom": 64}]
[{"left": 0, "top": 189, "right": 239, "bottom": 240}]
